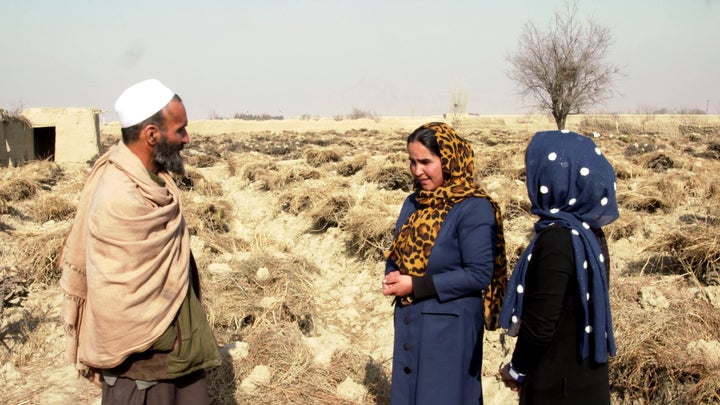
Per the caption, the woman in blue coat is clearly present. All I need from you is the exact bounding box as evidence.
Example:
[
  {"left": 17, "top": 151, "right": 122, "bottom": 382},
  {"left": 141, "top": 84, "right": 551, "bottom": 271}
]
[{"left": 382, "top": 122, "right": 508, "bottom": 405}]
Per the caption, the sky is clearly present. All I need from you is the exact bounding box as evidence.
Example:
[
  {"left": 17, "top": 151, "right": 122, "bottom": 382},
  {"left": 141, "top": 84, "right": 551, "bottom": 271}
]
[{"left": 1, "top": 0, "right": 719, "bottom": 122}]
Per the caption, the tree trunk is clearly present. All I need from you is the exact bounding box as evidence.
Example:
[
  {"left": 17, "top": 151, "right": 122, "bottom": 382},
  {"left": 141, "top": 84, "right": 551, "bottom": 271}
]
[{"left": 556, "top": 114, "right": 566, "bottom": 130}]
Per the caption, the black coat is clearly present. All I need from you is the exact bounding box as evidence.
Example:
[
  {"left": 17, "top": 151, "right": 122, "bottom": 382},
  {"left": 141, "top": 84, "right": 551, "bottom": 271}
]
[{"left": 512, "top": 226, "right": 610, "bottom": 405}]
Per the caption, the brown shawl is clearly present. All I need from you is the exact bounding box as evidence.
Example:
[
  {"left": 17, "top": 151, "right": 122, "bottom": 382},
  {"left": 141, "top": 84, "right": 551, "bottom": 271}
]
[{"left": 59, "top": 141, "right": 190, "bottom": 373}]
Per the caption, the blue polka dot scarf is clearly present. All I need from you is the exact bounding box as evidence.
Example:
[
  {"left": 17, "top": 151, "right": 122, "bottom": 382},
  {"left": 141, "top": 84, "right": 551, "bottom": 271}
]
[{"left": 499, "top": 130, "right": 619, "bottom": 363}]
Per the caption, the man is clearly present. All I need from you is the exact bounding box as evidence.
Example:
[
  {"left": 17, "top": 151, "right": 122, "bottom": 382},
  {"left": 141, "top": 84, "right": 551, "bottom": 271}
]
[{"left": 59, "top": 79, "right": 220, "bottom": 404}]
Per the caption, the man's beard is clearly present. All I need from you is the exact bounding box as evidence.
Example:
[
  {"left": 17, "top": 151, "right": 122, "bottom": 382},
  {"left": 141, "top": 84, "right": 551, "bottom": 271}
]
[{"left": 153, "top": 134, "right": 185, "bottom": 175}]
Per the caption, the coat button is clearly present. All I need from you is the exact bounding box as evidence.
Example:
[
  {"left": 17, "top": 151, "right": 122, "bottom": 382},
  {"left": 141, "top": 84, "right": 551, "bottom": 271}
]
[
  {"left": 403, "top": 317, "right": 409, "bottom": 325},
  {"left": 403, "top": 343, "right": 410, "bottom": 350},
  {"left": 403, "top": 367, "right": 411, "bottom": 374}
]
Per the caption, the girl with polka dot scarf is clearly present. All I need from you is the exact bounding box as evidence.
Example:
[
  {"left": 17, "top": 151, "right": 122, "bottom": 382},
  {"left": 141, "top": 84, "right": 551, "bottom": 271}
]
[{"left": 499, "top": 130, "right": 619, "bottom": 403}]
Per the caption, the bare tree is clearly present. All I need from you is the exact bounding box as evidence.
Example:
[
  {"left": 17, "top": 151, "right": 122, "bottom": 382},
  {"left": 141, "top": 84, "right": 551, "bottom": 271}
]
[
  {"left": 450, "top": 87, "right": 468, "bottom": 115},
  {"left": 507, "top": 1, "right": 620, "bottom": 130}
]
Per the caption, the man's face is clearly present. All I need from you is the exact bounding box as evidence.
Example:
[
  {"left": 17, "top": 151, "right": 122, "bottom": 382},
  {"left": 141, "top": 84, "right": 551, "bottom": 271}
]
[{"left": 153, "top": 99, "right": 189, "bottom": 175}]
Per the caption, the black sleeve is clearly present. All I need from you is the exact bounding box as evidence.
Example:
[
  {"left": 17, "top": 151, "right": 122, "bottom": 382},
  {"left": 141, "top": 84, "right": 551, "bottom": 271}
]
[
  {"left": 511, "top": 226, "right": 575, "bottom": 374},
  {"left": 412, "top": 275, "right": 438, "bottom": 300}
]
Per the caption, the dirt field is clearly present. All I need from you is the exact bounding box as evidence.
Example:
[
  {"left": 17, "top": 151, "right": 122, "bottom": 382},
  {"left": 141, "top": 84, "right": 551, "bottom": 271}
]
[{"left": 1, "top": 114, "right": 719, "bottom": 404}]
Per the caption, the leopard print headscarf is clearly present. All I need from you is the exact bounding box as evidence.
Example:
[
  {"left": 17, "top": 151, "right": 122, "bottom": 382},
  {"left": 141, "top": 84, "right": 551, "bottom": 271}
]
[{"left": 386, "top": 122, "right": 507, "bottom": 330}]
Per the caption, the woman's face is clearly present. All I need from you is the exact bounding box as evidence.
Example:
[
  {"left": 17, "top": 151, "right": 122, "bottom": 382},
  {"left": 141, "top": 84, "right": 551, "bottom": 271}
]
[{"left": 408, "top": 141, "right": 444, "bottom": 191}]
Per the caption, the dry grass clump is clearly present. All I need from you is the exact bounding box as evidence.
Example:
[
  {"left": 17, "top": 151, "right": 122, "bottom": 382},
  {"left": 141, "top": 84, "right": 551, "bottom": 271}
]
[
  {"left": 28, "top": 194, "right": 76, "bottom": 222},
  {"left": 0, "top": 161, "right": 64, "bottom": 198},
  {"left": 226, "top": 131, "right": 302, "bottom": 158},
  {"left": 336, "top": 153, "right": 369, "bottom": 177},
  {"left": 328, "top": 350, "right": 391, "bottom": 404},
  {"left": 604, "top": 214, "right": 641, "bottom": 241},
  {"left": 186, "top": 135, "right": 227, "bottom": 159},
  {"left": 0, "top": 178, "right": 39, "bottom": 202},
  {"left": 276, "top": 179, "right": 354, "bottom": 232},
  {"left": 475, "top": 148, "right": 523, "bottom": 179},
  {"left": 11, "top": 227, "right": 69, "bottom": 284},
  {"left": 610, "top": 277, "right": 720, "bottom": 404},
  {"left": 206, "top": 355, "right": 238, "bottom": 405},
  {"left": 277, "top": 179, "right": 340, "bottom": 215},
  {"left": 623, "top": 139, "right": 665, "bottom": 158},
  {"left": 500, "top": 195, "right": 532, "bottom": 221},
  {"left": 225, "top": 153, "right": 279, "bottom": 186},
  {"left": 176, "top": 169, "right": 222, "bottom": 196},
  {"left": 502, "top": 218, "right": 534, "bottom": 270},
  {"left": 0, "top": 299, "right": 57, "bottom": 370},
  {"left": 20, "top": 160, "right": 64, "bottom": 188},
  {"left": 0, "top": 197, "right": 8, "bottom": 215},
  {"left": 362, "top": 159, "right": 412, "bottom": 191},
  {"left": 239, "top": 322, "right": 312, "bottom": 382},
  {"left": 183, "top": 150, "right": 220, "bottom": 168},
  {"left": 226, "top": 323, "right": 357, "bottom": 404},
  {"left": 473, "top": 134, "right": 527, "bottom": 179},
  {"left": 611, "top": 158, "right": 644, "bottom": 180},
  {"left": 644, "top": 152, "right": 675, "bottom": 172},
  {"left": 700, "top": 142, "right": 720, "bottom": 160},
  {"left": 347, "top": 130, "right": 404, "bottom": 156},
  {"left": 304, "top": 147, "right": 343, "bottom": 166},
  {"left": 278, "top": 190, "right": 313, "bottom": 216},
  {"left": 207, "top": 234, "right": 251, "bottom": 256},
  {"left": 277, "top": 163, "right": 323, "bottom": 184},
  {"left": 343, "top": 199, "right": 397, "bottom": 261},
  {"left": 475, "top": 152, "right": 508, "bottom": 181},
  {"left": 0, "top": 266, "right": 28, "bottom": 315},
  {"left": 679, "top": 124, "right": 720, "bottom": 136},
  {"left": 295, "top": 131, "right": 349, "bottom": 148},
  {"left": 307, "top": 192, "right": 355, "bottom": 233},
  {"left": 642, "top": 226, "right": 720, "bottom": 285},
  {"left": 618, "top": 175, "right": 684, "bottom": 214},
  {"left": 184, "top": 199, "right": 233, "bottom": 235},
  {"left": 203, "top": 252, "right": 318, "bottom": 342}
]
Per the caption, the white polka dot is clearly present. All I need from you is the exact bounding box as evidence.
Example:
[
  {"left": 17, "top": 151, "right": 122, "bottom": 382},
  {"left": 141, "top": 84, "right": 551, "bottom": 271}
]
[
  {"left": 571, "top": 229, "right": 580, "bottom": 236},
  {"left": 583, "top": 261, "right": 588, "bottom": 269},
  {"left": 599, "top": 254, "right": 605, "bottom": 263},
  {"left": 512, "top": 315, "right": 518, "bottom": 323},
  {"left": 601, "top": 197, "right": 608, "bottom": 206},
  {"left": 568, "top": 198, "right": 576, "bottom": 205},
  {"left": 595, "top": 147, "right": 602, "bottom": 155},
  {"left": 580, "top": 167, "right": 590, "bottom": 176},
  {"left": 550, "top": 208, "right": 560, "bottom": 214},
  {"left": 540, "top": 185, "right": 549, "bottom": 194},
  {"left": 585, "top": 325, "right": 593, "bottom": 333},
  {"left": 517, "top": 285, "right": 524, "bottom": 293},
  {"left": 527, "top": 253, "right": 533, "bottom": 262},
  {"left": 561, "top": 129, "right": 570, "bottom": 133},
  {"left": 614, "top": 182, "right": 617, "bottom": 191},
  {"left": 582, "top": 222, "right": 590, "bottom": 229},
  {"left": 548, "top": 152, "right": 557, "bottom": 161},
  {"left": 586, "top": 293, "right": 591, "bottom": 301}
]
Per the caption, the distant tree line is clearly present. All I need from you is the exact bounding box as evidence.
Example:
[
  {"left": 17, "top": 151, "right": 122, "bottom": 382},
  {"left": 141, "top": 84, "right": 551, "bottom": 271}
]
[
  {"left": 635, "top": 106, "right": 709, "bottom": 115},
  {"left": 233, "top": 113, "right": 284, "bottom": 120},
  {"left": 207, "top": 111, "right": 284, "bottom": 120}
]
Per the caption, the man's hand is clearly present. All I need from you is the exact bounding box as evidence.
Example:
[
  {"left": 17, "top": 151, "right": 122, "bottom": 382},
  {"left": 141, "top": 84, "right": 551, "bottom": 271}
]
[{"left": 89, "top": 370, "right": 102, "bottom": 387}]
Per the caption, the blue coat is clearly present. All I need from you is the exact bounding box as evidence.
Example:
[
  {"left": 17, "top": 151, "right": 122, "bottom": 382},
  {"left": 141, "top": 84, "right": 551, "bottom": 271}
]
[{"left": 386, "top": 194, "right": 498, "bottom": 405}]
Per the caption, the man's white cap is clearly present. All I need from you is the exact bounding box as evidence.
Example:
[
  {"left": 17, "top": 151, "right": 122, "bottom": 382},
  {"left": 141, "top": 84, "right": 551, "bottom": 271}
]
[{"left": 114, "top": 79, "right": 175, "bottom": 128}]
